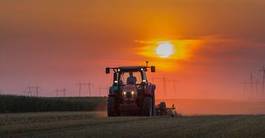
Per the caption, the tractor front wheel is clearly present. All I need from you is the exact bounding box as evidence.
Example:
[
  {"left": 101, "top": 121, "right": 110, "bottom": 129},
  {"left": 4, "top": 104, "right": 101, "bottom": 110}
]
[
  {"left": 107, "top": 97, "right": 118, "bottom": 117},
  {"left": 142, "top": 97, "right": 153, "bottom": 116}
]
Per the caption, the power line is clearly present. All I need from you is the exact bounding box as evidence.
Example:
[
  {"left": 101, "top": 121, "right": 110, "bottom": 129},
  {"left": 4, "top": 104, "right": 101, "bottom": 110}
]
[
  {"left": 151, "top": 76, "right": 178, "bottom": 99},
  {"left": 250, "top": 72, "right": 254, "bottom": 92},
  {"left": 62, "top": 88, "right": 66, "bottom": 97},
  {"left": 98, "top": 87, "right": 108, "bottom": 97},
  {"left": 241, "top": 81, "right": 249, "bottom": 99},
  {"left": 56, "top": 88, "right": 66, "bottom": 97},
  {"left": 24, "top": 86, "right": 40, "bottom": 97},
  {"left": 55, "top": 89, "right": 59, "bottom": 97},
  {"left": 77, "top": 82, "right": 93, "bottom": 97},
  {"left": 247, "top": 72, "right": 260, "bottom": 98},
  {"left": 242, "top": 66, "right": 265, "bottom": 99},
  {"left": 259, "top": 65, "right": 265, "bottom": 94}
]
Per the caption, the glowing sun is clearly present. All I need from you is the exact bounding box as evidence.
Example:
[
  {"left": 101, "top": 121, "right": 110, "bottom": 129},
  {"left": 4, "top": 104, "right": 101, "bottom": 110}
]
[{"left": 156, "top": 41, "right": 175, "bottom": 58}]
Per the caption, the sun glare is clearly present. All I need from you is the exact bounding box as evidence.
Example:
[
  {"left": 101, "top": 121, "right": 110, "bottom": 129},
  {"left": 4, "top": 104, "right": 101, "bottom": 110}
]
[
  {"left": 136, "top": 39, "right": 202, "bottom": 71},
  {"left": 156, "top": 41, "right": 174, "bottom": 58}
]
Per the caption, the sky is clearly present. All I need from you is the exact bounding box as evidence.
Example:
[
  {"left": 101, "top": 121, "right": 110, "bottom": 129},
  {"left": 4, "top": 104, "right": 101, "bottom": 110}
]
[{"left": 1, "top": 0, "right": 265, "bottom": 99}]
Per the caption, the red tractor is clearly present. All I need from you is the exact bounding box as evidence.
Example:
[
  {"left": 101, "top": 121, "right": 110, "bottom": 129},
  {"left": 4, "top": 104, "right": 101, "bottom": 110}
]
[{"left": 105, "top": 66, "right": 156, "bottom": 116}]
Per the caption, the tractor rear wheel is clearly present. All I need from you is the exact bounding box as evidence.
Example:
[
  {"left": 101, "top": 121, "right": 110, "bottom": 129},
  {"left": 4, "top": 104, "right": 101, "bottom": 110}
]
[
  {"left": 107, "top": 97, "right": 118, "bottom": 117},
  {"left": 142, "top": 97, "right": 153, "bottom": 116}
]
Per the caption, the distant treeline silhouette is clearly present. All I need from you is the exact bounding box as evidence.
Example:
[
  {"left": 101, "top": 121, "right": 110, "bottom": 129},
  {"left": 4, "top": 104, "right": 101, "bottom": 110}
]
[{"left": 0, "top": 95, "right": 106, "bottom": 113}]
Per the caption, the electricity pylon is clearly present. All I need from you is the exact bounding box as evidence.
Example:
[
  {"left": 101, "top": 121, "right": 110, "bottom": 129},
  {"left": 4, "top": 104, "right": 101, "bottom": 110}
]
[
  {"left": 151, "top": 76, "right": 178, "bottom": 100},
  {"left": 259, "top": 66, "right": 265, "bottom": 94},
  {"left": 25, "top": 86, "right": 40, "bottom": 97},
  {"left": 77, "top": 82, "right": 93, "bottom": 97},
  {"left": 56, "top": 88, "right": 66, "bottom": 97}
]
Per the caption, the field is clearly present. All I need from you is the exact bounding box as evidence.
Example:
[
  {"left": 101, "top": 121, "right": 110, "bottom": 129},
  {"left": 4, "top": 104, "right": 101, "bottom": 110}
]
[
  {"left": 1, "top": 112, "right": 265, "bottom": 138},
  {"left": 2, "top": 95, "right": 265, "bottom": 115},
  {"left": 0, "top": 95, "right": 106, "bottom": 113},
  {"left": 1, "top": 95, "right": 265, "bottom": 137}
]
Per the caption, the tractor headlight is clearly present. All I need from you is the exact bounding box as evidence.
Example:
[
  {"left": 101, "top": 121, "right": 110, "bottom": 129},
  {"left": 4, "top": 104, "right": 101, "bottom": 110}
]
[{"left": 122, "top": 91, "right": 136, "bottom": 97}]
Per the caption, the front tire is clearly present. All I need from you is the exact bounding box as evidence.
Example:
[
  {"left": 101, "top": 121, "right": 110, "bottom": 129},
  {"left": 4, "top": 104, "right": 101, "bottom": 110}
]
[
  {"left": 142, "top": 97, "right": 153, "bottom": 116},
  {"left": 107, "top": 97, "right": 118, "bottom": 117}
]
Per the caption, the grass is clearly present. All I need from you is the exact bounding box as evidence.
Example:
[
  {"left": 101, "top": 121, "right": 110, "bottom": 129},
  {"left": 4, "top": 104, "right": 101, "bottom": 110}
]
[
  {"left": 0, "top": 95, "right": 106, "bottom": 113},
  {"left": 0, "top": 112, "right": 265, "bottom": 138}
]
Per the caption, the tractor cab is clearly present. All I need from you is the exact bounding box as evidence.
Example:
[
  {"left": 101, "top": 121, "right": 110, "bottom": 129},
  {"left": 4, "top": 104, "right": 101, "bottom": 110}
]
[{"left": 106, "top": 66, "right": 155, "bottom": 85}]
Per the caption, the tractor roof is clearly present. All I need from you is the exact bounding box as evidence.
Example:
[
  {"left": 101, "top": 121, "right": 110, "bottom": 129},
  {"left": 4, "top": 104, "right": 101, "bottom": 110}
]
[
  {"left": 105, "top": 65, "right": 155, "bottom": 74},
  {"left": 117, "top": 66, "right": 147, "bottom": 72}
]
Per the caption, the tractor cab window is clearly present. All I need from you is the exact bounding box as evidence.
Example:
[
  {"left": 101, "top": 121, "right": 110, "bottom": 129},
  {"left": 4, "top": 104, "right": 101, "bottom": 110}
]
[{"left": 120, "top": 72, "right": 142, "bottom": 85}]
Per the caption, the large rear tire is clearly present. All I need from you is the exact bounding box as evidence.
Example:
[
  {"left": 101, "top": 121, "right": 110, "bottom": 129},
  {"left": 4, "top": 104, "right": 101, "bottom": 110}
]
[
  {"left": 142, "top": 97, "right": 153, "bottom": 116},
  {"left": 107, "top": 97, "right": 118, "bottom": 117}
]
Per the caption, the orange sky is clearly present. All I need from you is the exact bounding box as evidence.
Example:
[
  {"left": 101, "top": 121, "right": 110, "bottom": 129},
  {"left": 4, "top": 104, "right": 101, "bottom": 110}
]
[{"left": 1, "top": 0, "right": 265, "bottom": 99}]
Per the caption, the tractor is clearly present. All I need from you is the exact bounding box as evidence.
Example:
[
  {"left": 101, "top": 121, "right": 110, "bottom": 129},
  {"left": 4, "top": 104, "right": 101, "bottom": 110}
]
[{"left": 105, "top": 65, "right": 156, "bottom": 116}]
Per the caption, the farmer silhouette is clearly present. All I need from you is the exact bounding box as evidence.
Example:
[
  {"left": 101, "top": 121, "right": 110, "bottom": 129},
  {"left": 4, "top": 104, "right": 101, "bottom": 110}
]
[{"left": 127, "top": 72, "right": 137, "bottom": 85}]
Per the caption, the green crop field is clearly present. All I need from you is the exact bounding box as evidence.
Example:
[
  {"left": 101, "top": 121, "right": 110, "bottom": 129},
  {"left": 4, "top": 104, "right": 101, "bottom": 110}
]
[
  {"left": 1, "top": 112, "right": 265, "bottom": 138},
  {"left": 0, "top": 95, "right": 106, "bottom": 113}
]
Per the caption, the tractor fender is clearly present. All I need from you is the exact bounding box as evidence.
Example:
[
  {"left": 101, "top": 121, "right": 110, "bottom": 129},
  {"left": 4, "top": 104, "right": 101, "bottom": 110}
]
[
  {"left": 145, "top": 84, "right": 156, "bottom": 96},
  {"left": 108, "top": 86, "right": 118, "bottom": 96},
  {"left": 109, "top": 85, "right": 119, "bottom": 95}
]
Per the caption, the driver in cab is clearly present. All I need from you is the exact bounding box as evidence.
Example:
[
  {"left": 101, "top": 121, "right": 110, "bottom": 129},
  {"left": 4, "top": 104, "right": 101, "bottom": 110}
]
[{"left": 127, "top": 72, "right": 137, "bottom": 85}]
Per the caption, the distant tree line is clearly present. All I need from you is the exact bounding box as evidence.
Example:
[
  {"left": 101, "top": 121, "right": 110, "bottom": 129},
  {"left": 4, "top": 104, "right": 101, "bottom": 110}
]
[{"left": 0, "top": 95, "right": 106, "bottom": 113}]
